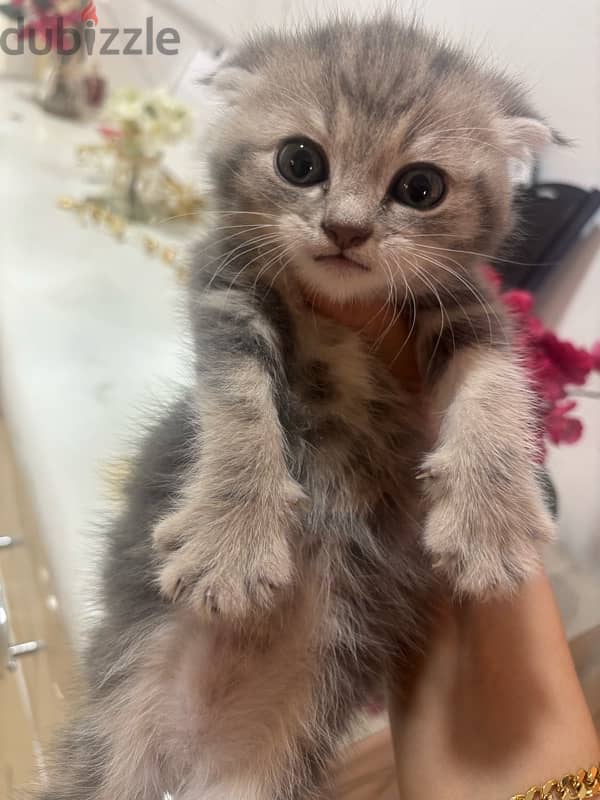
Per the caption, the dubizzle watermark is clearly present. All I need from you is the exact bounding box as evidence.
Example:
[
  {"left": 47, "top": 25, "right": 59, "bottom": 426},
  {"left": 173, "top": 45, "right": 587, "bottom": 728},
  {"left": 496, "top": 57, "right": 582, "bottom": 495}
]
[{"left": 0, "top": 1, "right": 181, "bottom": 56}]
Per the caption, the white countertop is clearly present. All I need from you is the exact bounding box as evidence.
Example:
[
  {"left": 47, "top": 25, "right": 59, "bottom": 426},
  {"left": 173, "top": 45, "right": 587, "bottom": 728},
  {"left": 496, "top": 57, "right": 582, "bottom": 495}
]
[
  {"left": 0, "top": 80, "right": 193, "bottom": 642},
  {"left": 1, "top": 78, "right": 599, "bottom": 648}
]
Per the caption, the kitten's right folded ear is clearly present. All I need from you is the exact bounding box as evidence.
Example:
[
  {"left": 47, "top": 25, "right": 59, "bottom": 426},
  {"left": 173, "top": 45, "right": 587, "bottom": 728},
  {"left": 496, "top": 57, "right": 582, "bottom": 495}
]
[{"left": 496, "top": 114, "right": 570, "bottom": 186}]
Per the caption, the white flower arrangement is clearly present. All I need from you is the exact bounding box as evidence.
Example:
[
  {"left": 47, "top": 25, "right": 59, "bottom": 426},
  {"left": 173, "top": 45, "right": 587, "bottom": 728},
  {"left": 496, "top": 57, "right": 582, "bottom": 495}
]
[
  {"left": 105, "top": 87, "right": 193, "bottom": 158},
  {"left": 55, "top": 0, "right": 83, "bottom": 13}
]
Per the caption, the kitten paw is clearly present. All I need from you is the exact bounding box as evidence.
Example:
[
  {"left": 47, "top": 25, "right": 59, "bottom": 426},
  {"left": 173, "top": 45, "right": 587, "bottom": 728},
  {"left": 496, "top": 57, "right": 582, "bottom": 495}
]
[
  {"left": 424, "top": 503, "right": 546, "bottom": 597},
  {"left": 153, "top": 500, "right": 296, "bottom": 622},
  {"left": 421, "top": 453, "right": 555, "bottom": 597}
]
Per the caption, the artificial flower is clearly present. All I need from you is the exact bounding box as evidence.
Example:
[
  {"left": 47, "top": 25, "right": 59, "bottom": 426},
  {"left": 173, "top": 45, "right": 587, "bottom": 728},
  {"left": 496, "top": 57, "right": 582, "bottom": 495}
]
[
  {"left": 546, "top": 401, "right": 584, "bottom": 446},
  {"left": 104, "top": 87, "right": 193, "bottom": 158},
  {"left": 485, "top": 267, "right": 600, "bottom": 459}
]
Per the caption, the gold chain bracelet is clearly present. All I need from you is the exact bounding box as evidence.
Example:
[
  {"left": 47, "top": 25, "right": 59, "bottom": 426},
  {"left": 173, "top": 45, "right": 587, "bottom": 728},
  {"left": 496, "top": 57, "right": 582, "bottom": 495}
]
[{"left": 511, "top": 765, "right": 600, "bottom": 799}]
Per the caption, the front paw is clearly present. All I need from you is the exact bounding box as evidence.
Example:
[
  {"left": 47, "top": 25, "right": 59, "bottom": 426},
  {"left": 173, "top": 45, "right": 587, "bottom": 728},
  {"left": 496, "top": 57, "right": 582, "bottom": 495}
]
[
  {"left": 421, "top": 454, "right": 555, "bottom": 597},
  {"left": 153, "top": 499, "right": 296, "bottom": 622}
]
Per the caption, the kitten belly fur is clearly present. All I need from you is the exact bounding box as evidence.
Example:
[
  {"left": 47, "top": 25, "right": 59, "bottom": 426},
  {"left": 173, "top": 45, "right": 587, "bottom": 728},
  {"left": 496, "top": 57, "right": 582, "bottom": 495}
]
[
  {"left": 94, "top": 589, "right": 329, "bottom": 800},
  {"left": 85, "top": 293, "right": 432, "bottom": 800}
]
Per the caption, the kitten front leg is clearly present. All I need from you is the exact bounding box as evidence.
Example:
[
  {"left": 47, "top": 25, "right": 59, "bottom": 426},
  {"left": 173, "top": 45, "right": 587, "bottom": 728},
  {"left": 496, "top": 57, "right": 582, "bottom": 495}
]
[
  {"left": 154, "top": 287, "right": 304, "bottom": 622},
  {"left": 420, "top": 344, "right": 555, "bottom": 596}
]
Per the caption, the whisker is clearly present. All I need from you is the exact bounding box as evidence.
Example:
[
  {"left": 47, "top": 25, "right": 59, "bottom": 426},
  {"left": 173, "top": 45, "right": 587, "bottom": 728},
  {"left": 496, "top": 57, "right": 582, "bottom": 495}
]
[
  {"left": 357, "top": 300, "right": 389, "bottom": 342},
  {"left": 156, "top": 209, "right": 282, "bottom": 227},
  {"left": 195, "top": 226, "right": 278, "bottom": 263},
  {"left": 407, "top": 257, "right": 454, "bottom": 377},
  {"left": 252, "top": 239, "right": 300, "bottom": 291},
  {"left": 367, "top": 258, "right": 399, "bottom": 355},
  {"left": 401, "top": 243, "right": 501, "bottom": 346},
  {"left": 404, "top": 240, "right": 552, "bottom": 269},
  {"left": 224, "top": 239, "right": 290, "bottom": 299},
  {"left": 410, "top": 250, "right": 480, "bottom": 348},
  {"left": 266, "top": 250, "right": 298, "bottom": 294},
  {"left": 205, "top": 233, "right": 283, "bottom": 290},
  {"left": 385, "top": 252, "right": 419, "bottom": 367}
]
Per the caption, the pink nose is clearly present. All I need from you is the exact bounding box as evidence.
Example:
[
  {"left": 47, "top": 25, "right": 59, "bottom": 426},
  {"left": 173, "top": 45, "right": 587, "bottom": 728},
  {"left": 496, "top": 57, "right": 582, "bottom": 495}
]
[{"left": 321, "top": 222, "right": 373, "bottom": 250}]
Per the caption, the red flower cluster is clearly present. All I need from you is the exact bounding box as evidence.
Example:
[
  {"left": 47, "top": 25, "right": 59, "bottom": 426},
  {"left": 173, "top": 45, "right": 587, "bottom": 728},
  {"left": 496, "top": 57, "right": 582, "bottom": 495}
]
[
  {"left": 12, "top": 0, "right": 82, "bottom": 51},
  {"left": 484, "top": 267, "right": 600, "bottom": 458}
]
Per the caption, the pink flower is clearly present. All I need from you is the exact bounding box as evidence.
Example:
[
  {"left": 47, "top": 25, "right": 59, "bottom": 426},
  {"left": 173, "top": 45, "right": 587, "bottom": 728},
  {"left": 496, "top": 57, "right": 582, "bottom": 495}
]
[
  {"left": 99, "top": 126, "right": 123, "bottom": 141},
  {"left": 481, "top": 265, "right": 596, "bottom": 458},
  {"left": 503, "top": 289, "right": 534, "bottom": 316},
  {"left": 16, "top": 2, "right": 82, "bottom": 50},
  {"left": 532, "top": 358, "right": 567, "bottom": 403},
  {"left": 591, "top": 341, "right": 600, "bottom": 371},
  {"left": 546, "top": 401, "right": 584, "bottom": 445},
  {"left": 539, "top": 333, "right": 594, "bottom": 386},
  {"left": 526, "top": 315, "right": 546, "bottom": 339},
  {"left": 481, "top": 265, "right": 503, "bottom": 293}
]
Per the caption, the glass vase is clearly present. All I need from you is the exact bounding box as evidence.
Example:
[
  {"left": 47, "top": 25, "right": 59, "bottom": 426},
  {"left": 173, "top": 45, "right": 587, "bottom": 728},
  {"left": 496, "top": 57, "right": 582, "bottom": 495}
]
[
  {"left": 38, "top": 51, "right": 86, "bottom": 119},
  {"left": 108, "top": 154, "right": 165, "bottom": 223}
]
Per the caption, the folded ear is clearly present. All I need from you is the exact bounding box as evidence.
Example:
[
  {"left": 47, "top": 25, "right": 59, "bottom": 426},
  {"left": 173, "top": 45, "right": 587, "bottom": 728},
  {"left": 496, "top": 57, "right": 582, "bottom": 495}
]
[
  {"left": 200, "top": 60, "right": 258, "bottom": 107},
  {"left": 497, "top": 116, "right": 562, "bottom": 184},
  {"left": 214, "top": 66, "right": 254, "bottom": 97}
]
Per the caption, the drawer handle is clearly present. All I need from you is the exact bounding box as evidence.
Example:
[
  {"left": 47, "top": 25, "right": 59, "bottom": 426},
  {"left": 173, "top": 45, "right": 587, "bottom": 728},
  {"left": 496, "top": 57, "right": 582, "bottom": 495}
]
[
  {"left": 0, "top": 536, "right": 23, "bottom": 549},
  {"left": 0, "top": 582, "right": 45, "bottom": 677}
]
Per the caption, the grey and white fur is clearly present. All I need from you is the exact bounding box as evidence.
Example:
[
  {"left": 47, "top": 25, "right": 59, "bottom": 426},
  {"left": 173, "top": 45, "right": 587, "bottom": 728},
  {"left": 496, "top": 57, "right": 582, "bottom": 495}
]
[{"left": 31, "top": 16, "right": 557, "bottom": 800}]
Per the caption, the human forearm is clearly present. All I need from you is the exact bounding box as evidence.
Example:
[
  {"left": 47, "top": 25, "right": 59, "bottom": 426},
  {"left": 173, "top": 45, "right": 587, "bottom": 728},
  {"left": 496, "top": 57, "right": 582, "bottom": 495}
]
[{"left": 391, "top": 574, "right": 599, "bottom": 800}]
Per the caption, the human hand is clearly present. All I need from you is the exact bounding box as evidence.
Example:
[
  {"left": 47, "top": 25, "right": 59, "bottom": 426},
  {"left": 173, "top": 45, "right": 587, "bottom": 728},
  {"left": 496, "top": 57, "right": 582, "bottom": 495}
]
[
  {"left": 391, "top": 574, "right": 599, "bottom": 800},
  {"left": 315, "top": 297, "right": 599, "bottom": 799},
  {"left": 302, "top": 294, "right": 422, "bottom": 391}
]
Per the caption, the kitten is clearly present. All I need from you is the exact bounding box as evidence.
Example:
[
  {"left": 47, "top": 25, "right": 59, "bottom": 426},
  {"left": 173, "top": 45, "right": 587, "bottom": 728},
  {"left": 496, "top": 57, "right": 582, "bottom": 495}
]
[{"left": 32, "top": 17, "right": 557, "bottom": 800}]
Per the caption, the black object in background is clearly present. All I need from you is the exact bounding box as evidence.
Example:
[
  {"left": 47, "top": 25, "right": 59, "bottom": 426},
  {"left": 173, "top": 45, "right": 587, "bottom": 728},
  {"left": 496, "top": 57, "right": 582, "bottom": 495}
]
[{"left": 499, "top": 183, "right": 600, "bottom": 292}]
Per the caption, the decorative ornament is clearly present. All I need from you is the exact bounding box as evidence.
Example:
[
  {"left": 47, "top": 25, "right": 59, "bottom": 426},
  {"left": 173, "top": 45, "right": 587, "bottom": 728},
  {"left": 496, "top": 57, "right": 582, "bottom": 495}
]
[
  {"left": 485, "top": 267, "right": 600, "bottom": 456},
  {"left": 75, "top": 87, "right": 203, "bottom": 223},
  {"left": 57, "top": 196, "right": 190, "bottom": 284}
]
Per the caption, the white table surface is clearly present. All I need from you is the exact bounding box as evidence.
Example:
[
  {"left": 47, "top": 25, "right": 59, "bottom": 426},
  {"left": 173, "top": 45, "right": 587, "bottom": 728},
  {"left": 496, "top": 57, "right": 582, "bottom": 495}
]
[
  {"left": 1, "top": 78, "right": 599, "bottom": 648},
  {"left": 0, "top": 79, "right": 193, "bottom": 642}
]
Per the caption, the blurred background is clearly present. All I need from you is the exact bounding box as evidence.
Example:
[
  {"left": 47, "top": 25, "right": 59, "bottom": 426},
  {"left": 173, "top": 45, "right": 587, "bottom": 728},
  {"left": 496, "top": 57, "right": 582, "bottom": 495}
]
[{"left": 0, "top": 0, "right": 598, "bottom": 794}]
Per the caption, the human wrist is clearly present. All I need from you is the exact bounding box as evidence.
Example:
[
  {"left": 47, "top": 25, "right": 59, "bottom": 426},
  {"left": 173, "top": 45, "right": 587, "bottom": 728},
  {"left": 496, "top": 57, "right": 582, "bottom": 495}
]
[{"left": 391, "top": 573, "right": 599, "bottom": 800}]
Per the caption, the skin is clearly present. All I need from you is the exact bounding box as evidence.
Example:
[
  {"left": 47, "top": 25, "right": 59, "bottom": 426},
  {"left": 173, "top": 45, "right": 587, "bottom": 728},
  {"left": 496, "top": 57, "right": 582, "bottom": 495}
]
[
  {"left": 304, "top": 293, "right": 423, "bottom": 391},
  {"left": 311, "top": 293, "right": 600, "bottom": 800},
  {"left": 391, "top": 574, "right": 600, "bottom": 800}
]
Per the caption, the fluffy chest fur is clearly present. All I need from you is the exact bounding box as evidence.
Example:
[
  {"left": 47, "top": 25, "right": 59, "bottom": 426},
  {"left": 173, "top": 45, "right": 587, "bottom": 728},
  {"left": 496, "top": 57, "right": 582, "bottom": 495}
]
[{"left": 279, "top": 286, "right": 430, "bottom": 522}]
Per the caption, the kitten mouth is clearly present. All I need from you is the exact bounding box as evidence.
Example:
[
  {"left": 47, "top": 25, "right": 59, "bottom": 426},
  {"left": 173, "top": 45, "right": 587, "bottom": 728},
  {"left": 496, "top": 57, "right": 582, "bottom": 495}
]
[{"left": 313, "top": 254, "right": 370, "bottom": 272}]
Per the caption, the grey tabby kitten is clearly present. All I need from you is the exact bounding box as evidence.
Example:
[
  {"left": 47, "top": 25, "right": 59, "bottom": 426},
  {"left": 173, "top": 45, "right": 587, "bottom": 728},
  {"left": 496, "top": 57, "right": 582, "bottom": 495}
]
[{"left": 33, "top": 17, "right": 557, "bottom": 800}]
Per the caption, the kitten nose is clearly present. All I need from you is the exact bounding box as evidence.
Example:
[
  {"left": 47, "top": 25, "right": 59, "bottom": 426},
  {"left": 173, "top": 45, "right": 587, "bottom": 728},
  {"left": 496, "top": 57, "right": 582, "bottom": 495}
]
[{"left": 321, "top": 222, "right": 373, "bottom": 250}]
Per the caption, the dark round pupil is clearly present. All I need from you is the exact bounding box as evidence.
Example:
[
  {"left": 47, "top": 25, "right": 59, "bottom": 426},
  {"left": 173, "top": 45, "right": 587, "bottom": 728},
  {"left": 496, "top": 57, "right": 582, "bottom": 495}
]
[
  {"left": 406, "top": 174, "right": 432, "bottom": 204},
  {"left": 289, "top": 147, "right": 314, "bottom": 179}
]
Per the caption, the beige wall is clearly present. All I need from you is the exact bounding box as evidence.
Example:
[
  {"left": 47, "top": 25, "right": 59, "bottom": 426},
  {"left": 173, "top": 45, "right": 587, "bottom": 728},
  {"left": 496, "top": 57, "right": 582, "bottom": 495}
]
[{"left": 155, "top": 0, "right": 599, "bottom": 187}]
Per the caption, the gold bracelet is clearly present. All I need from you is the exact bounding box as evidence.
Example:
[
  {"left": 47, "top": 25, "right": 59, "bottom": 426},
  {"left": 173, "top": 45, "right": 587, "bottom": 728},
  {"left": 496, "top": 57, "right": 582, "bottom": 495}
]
[{"left": 511, "top": 765, "right": 600, "bottom": 799}]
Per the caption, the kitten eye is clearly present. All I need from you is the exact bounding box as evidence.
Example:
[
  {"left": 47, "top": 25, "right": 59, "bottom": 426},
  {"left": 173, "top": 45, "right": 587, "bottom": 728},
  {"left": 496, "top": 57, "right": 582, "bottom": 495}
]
[
  {"left": 390, "top": 165, "right": 446, "bottom": 210},
  {"left": 276, "top": 139, "right": 328, "bottom": 186}
]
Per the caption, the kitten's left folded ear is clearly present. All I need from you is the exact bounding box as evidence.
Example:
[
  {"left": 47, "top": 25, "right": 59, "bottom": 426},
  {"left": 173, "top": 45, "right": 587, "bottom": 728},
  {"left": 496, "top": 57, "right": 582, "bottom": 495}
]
[
  {"left": 498, "top": 115, "right": 567, "bottom": 184},
  {"left": 200, "top": 56, "right": 258, "bottom": 107}
]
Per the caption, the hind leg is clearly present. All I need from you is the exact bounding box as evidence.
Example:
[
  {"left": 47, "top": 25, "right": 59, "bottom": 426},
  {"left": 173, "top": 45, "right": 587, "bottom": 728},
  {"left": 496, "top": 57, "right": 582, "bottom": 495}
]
[
  {"left": 28, "top": 686, "right": 169, "bottom": 800},
  {"left": 146, "top": 593, "right": 366, "bottom": 800},
  {"left": 28, "top": 717, "right": 111, "bottom": 800},
  {"left": 176, "top": 651, "right": 355, "bottom": 800}
]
